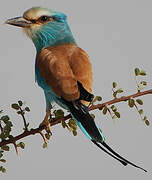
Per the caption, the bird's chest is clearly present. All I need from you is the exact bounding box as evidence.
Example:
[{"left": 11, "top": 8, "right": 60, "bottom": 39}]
[
  {"left": 35, "top": 65, "right": 55, "bottom": 94},
  {"left": 35, "top": 65, "right": 68, "bottom": 109}
]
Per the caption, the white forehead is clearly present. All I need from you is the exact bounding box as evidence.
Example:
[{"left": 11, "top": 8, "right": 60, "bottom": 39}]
[{"left": 23, "top": 7, "right": 54, "bottom": 20}]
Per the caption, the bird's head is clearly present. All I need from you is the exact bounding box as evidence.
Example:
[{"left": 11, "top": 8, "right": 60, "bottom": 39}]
[{"left": 5, "top": 7, "right": 76, "bottom": 52}]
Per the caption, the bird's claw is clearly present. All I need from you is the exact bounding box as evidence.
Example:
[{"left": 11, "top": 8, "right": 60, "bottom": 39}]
[{"left": 39, "top": 110, "right": 52, "bottom": 134}]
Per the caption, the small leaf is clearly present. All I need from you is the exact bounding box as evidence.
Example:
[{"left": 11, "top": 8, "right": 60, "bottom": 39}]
[
  {"left": 17, "top": 111, "right": 22, "bottom": 115},
  {"left": 0, "top": 151, "right": 3, "bottom": 159},
  {"left": 114, "top": 112, "right": 120, "bottom": 118},
  {"left": 117, "top": 88, "right": 123, "bottom": 93},
  {"left": 43, "top": 142, "right": 47, "bottom": 149},
  {"left": 61, "top": 121, "right": 66, "bottom": 128},
  {"left": 96, "top": 96, "right": 102, "bottom": 101},
  {"left": 137, "top": 84, "right": 143, "bottom": 91},
  {"left": 145, "top": 120, "right": 150, "bottom": 126},
  {"left": 140, "top": 70, "right": 146, "bottom": 76},
  {"left": 1, "top": 167, "right": 6, "bottom": 173},
  {"left": 143, "top": 116, "right": 147, "bottom": 121},
  {"left": 45, "top": 133, "right": 51, "bottom": 140},
  {"left": 1, "top": 145, "right": 9, "bottom": 151},
  {"left": 18, "top": 100, "right": 23, "bottom": 106},
  {"left": 72, "top": 130, "right": 77, "bottom": 136},
  {"left": 1, "top": 116, "right": 10, "bottom": 124},
  {"left": 112, "top": 115, "right": 117, "bottom": 119},
  {"left": 54, "top": 109, "right": 64, "bottom": 118},
  {"left": 11, "top": 103, "right": 20, "bottom": 110},
  {"left": 136, "top": 99, "right": 143, "bottom": 105},
  {"left": 25, "top": 107, "right": 30, "bottom": 112},
  {"left": 121, "top": 96, "right": 126, "bottom": 98},
  {"left": 90, "top": 114, "right": 95, "bottom": 119},
  {"left": 138, "top": 109, "right": 143, "bottom": 115},
  {"left": 135, "top": 68, "right": 140, "bottom": 76},
  {"left": 19, "top": 142, "right": 25, "bottom": 149},
  {"left": 128, "top": 99, "right": 134, "bottom": 108},
  {"left": 103, "top": 106, "right": 108, "bottom": 115},
  {"left": 140, "top": 81, "right": 147, "bottom": 86},
  {"left": 113, "top": 92, "right": 117, "bottom": 98},
  {"left": 111, "top": 105, "right": 117, "bottom": 112},
  {"left": 1, "top": 115, "right": 9, "bottom": 121},
  {"left": 112, "top": 82, "right": 117, "bottom": 88},
  {"left": 0, "top": 159, "right": 6, "bottom": 163}
]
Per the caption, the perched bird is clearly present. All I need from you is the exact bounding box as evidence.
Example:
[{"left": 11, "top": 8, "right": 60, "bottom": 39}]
[{"left": 5, "top": 7, "right": 147, "bottom": 172}]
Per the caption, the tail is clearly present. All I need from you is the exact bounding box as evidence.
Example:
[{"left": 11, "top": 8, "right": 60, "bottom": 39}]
[{"left": 62, "top": 98, "right": 147, "bottom": 172}]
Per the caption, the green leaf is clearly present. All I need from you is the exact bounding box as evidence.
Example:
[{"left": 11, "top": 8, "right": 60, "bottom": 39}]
[
  {"left": 90, "top": 114, "right": 95, "bottom": 119},
  {"left": 112, "top": 82, "right": 117, "bottom": 88},
  {"left": 135, "top": 68, "right": 140, "bottom": 76},
  {"left": 11, "top": 103, "right": 20, "bottom": 110},
  {"left": 112, "top": 115, "right": 117, "bottom": 119},
  {"left": 111, "top": 105, "right": 117, "bottom": 112},
  {"left": 61, "top": 121, "right": 66, "bottom": 128},
  {"left": 96, "top": 96, "right": 102, "bottom": 101},
  {"left": 0, "top": 151, "right": 3, "bottom": 159},
  {"left": 43, "top": 142, "right": 47, "bottom": 149},
  {"left": 140, "top": 70, "right": 146, "bottom": 76},
  {"left": 54, "top": 109, "right": 64, "bottom": 118},
  {"left": 114, "top": 112, "right": 120, "bottom": 118},
  {"left": 140, "top": 81, "right": 147, "bottom": 86},
  {"left": 103, "top": 106, "right": 108, "bottom": 115},
  {"left": 1, "top": 115, "right": 9, "bottom": 121},
  {"left": 143, "top": 116, "right": 147, "bottom": 121},
  {"left": 1, "top": 116, "right": 10, "bottom": 124},
  {"left": 145, "top": 120, "right": 150, "bottom": 126},
  {"left": 113, "top": 92, "right": 117, "bottom": 98},
  {"left": 19, "top": 142, "right": 25, "bottom": 149},
  {"left": 128, "top": 99, "right": 135, "bottom": 108},
  {"left": 45, "top": 133, "right": 51, "bottom": 140},
  {"left": 117, "top": 88, "right": 123, "bottom": 93},
  {"left": 136, "top": 99, "right": 143, "bottom": 105},
  {"left": 138, "top": 109, "right": 143, "bottom": 115},
  {"left": 69, "top": 119, "right": 76, "bottom": 126},
  {"left": 72, "top": 130, "right": 77, "bottom": 136},
  {"left": 1, "top": 167, "right": 6, "bottom": 173},
  {"left": 25, "top": 107, "right": 30, "bottom": 112},
  {"left": 0, "top": 159, "right": 6, "bottom": 163},
  {"left": 1, "top": 145, "right": 9, "bottom": 151},
  {"left": 18, "top": 100, "right": 23, "bottom": 106},
  {"left": 17, "top": 111, "right": 22, "bottom": 115}
]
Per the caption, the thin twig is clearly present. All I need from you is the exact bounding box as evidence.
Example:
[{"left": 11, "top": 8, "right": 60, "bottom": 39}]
[
  {"left": 0, "top": 88, "right": 152, "bottom": 147},
  {"left": 19, "top": 107, "right": 28, "bottom": 131}
]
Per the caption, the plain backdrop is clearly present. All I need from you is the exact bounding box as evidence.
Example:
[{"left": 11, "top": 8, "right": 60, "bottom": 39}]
[{"left": 0, "top": 0, "right": 152, "bottom": 179}]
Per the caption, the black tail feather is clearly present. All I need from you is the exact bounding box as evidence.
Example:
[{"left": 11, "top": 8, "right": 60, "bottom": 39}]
[
  {"left": 92, "top": 140, "right": 127, "bottom": 166},
  {"left": 101, "top": 141, "right": 147, "bottom": 172}
]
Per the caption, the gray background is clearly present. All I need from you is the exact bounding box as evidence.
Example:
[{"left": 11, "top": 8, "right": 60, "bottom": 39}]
[{"left": 0, "top": 0, "right": 152, "bottom": 179}]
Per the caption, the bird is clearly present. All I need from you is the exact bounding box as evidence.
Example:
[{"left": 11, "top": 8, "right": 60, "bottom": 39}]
[{"left": 5, "top": 7, "right": 147, "bottom": 172}]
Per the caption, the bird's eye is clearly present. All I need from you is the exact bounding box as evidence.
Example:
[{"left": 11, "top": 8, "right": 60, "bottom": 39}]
[{"left": 39, "top": 16, "right": 49, "bottom": 22}]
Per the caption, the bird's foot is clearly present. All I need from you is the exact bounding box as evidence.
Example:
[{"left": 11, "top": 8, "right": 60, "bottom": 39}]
[{"left": 39, "top": 109, "right": 52, "bottom": 135}]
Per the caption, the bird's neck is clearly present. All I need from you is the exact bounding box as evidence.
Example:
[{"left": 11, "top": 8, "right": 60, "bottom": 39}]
[{"left": 32, "top": 21, "right": 76, "bottom": 53}]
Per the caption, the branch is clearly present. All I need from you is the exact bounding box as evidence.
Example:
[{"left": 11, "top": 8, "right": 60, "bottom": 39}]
[{"left": 0, "top": 89, "right": 152, "bottom": 147}]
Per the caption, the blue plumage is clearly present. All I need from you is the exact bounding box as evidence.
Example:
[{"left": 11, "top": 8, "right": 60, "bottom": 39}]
[{"left": 32, "top": 11, "right": 76, "bottom": 52}]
